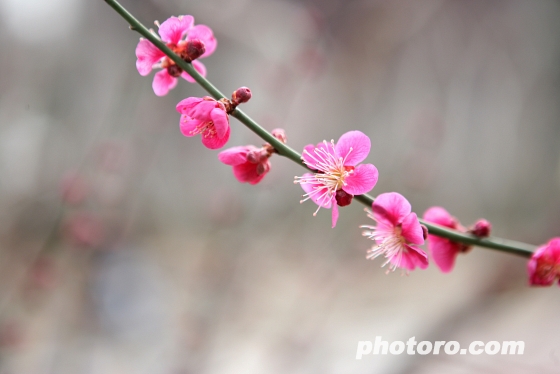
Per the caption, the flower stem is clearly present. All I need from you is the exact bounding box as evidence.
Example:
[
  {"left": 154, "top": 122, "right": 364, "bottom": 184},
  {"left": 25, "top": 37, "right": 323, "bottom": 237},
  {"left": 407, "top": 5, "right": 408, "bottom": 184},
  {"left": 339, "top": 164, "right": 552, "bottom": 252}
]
[{"left": 104, "top": 0, "right": 535, "bottom": 259}]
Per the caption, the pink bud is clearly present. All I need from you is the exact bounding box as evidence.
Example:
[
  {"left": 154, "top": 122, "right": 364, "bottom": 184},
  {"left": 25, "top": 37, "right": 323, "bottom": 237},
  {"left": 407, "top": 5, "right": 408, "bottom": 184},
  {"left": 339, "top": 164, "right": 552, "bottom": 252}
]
[
  {"left": 335, "top": 189, "right": 353, "bottom": 207},
  {"left": 471, "top": 219, "right": 491, "bottom": 237},
  {"left": 271, "top": 128, "right": 287, "bottom": 143},
  {"left": 231, "top": 87, "right": 252, "bottom": 105},
  {"left": 184, "top": 39, "right": 206, "bottom": 61}
]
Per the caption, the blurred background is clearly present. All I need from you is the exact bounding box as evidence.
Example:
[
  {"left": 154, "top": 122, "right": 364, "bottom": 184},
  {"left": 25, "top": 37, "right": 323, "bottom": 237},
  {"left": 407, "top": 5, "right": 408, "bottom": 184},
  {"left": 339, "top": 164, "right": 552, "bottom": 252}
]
[{"left": 0, "top": 0, "right": 559, "bottom": 372}]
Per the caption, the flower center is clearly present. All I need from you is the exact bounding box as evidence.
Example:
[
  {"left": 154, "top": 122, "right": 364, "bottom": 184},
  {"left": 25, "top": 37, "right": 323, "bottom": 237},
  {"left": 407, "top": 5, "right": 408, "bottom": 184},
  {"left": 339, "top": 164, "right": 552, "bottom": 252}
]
[{"left": 294, "top": 140, "right": 354, "bottom": 214}]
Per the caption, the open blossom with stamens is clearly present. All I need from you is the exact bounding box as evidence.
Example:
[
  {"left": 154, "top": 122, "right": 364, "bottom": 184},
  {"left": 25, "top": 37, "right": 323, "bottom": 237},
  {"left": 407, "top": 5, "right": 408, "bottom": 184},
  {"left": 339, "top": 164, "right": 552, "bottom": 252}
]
[
  {"left": 135, "top": 15, "right": 217, "bottom": 96},
  {"left": 218, "top": 146, "right": 271, "bottom": 184},
  {"left": 362, "top": 192, "right": 428, "bottom": 272},
  {"left": 528, "top": 238, "right": 560, "bottom": 286},
  {"left": 176, "top": 96, "right": 230, "bottom": 149},
  {"left": 294, "top": 131, "right": 378, "bottom": 228}
]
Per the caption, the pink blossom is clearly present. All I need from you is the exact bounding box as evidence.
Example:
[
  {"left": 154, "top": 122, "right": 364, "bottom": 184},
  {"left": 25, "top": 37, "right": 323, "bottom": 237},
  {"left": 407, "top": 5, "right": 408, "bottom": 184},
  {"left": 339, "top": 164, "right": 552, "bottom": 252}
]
[
  {"left": 294, "top": 131, "right": 378, "bottom": 228},
  {"left": 528, "top": 238, "right": 560, "bottom": 286},
  {"left": 423, "top": 206, "right": 468, "bottom": 273},
  {"left": 176, "top": 96, "right": 230, "bottom": 149},
  {"left": 218, "top": 145, "right": 271, "bottom": 185},
  {"left": 135, "top": 15, "right": 217, "bottom": 96},
  {"left": 60, "top": 172, "right": 88, "bottom": 205},
  {"left": 362, "top": 192, "right": 428, "bottom": 272}
]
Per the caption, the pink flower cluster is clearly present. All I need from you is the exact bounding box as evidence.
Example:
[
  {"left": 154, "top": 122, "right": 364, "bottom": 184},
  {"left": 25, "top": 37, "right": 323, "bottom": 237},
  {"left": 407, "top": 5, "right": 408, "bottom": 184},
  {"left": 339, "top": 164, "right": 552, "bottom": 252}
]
[{"left": 135, "top": 15, "right": 216, "bottom": 96}]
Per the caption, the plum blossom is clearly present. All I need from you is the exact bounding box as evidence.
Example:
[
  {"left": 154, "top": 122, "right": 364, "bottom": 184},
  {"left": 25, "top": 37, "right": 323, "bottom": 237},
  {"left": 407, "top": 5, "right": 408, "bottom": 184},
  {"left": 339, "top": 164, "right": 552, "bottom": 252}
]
[
  {"left": 422, "top": 207, "right": 468, "bottom": 273},
  {"left": 218, "top": 146, "right": 271, "bottom": 185},
  {"left": 176, "top": 96, "right": 230, "bottom": 149},
  {"left": 294, "top": 131, "right": 378, "bottom": 228},
  {"left": 135, "top": 15, "right": 217, "bottom": 96},
  {"left": 528, "top": 238, "right": 560, "bottom": 286},
  {"left": 362, "top": 192, "right": 428, "bottom": 272},
  {"left": 423, "top": 207, "right": 492, "bottom": 273}
]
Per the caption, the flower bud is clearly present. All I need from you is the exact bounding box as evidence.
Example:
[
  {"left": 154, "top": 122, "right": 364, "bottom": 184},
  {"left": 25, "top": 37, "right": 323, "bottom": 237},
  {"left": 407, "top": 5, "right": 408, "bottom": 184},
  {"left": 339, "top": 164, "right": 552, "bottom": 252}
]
[
  {"left": 231, "top": 87, "right": 252, "bottom": 105},
  {"left": 471, "top": 219, "right": 491, "bottom": 238},
  {"left": 271, "top": 128, "right": 287, "bottom": 144},
  {"left": 183, "top": 39, "right": 206, "bottom": 61},
  {"left": 335, "top": 189, "right": 353, "bottom": 207}
]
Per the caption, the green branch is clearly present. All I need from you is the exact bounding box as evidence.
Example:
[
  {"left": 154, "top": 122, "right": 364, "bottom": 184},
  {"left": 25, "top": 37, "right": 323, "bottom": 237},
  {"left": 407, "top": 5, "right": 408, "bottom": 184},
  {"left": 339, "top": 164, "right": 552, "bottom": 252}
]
[{"left": 104, "top": 0, "right": 535, "bottom": 259}]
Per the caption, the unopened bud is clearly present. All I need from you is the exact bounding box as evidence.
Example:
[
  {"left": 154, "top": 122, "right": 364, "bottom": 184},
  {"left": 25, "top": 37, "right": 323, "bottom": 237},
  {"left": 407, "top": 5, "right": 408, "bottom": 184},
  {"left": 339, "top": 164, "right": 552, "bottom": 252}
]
[
  {"left": 335, "top": 190, "right": 353, "bottom": 207},
  {"left": 470, "top": 219, "right": 491, "bottom": 238},
  {"left": 183, "top": 39, "right": 206, "bottom": 61},
  {"left": 421, "top": 225, "right": 429, "bottom": 240},
  {"left": 167, "top": 64, "right": 183, "bottom": 77},
  {"left": 271, "top": 128, "right": 287, "bottom": 143},
  {"left": 232, "top": 87, "right": 252, "bottom": 105}
]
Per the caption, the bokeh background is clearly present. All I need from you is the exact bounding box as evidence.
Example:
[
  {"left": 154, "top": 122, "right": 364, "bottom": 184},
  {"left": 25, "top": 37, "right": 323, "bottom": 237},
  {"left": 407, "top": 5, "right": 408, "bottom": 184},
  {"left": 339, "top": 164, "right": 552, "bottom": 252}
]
[{"left": 1, "top": 0, "right": 559, "bottom": 373}]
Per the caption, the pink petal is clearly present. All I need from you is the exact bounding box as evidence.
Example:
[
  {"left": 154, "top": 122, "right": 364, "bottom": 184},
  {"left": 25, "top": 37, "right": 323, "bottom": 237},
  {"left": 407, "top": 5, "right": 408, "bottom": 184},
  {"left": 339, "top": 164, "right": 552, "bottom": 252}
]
[
  {"left": 179, "top": 118, "right": 202, "bottom": 137},
  {"left": 135, "top": 39, "right": 165, "bottom": 76},
  {"left": 201, "top": 124, "right": 230, "bottom": 149},
  {"left": 343, "top": 163, "right": 378, "bottom": 195},
  {"left": 300, "top": 175, "right": 332, "bottom": 208},
  {"left": 388, "top": 244, "right": 428, "bottom": 271},
  {"left": 182, "top": 60, "right": 207, "bottom": 83},
  {"left": 158, "top": 15, "right": 194, "bottom": 44},
  {"left": 372, "top": 192, "right": 412, "bottom": 226},
  {"left": 331, "top": 202, "right": 339, "bottom": 228},
  {"left": 188, "top": 100, "right": 216, "bottom": 120},
  {"left": 335, "top": 131, "right": 371, "bottom": 166},
  {"left": 176, "top": 97, "right": 204, "bottom": 114},
  {"left": 210, "top": 107, "right": 229, "bottom": 139},
  {"left": 187, "top": 24, "right": 217, "bottom": 58},
  {"left": 218, "top": 146, "right": 253, "bottom": 166},
  {"left": 232, "top": 162, "right": 261, "bottom": 184},
  {"left": 429, "top": 237, "right": 460, "bottom": 273},
  {"left": 401, "top": 212, "right": 424, "bottom": 245},
  {"left": 423, "top": 206, "right": 457, "bottom": 229},
  {"left": 302, "top": 144, "right": 319, "bottom": 169},
  {"left": 152, "top": 70, "right": 177, "bottom": 96}
]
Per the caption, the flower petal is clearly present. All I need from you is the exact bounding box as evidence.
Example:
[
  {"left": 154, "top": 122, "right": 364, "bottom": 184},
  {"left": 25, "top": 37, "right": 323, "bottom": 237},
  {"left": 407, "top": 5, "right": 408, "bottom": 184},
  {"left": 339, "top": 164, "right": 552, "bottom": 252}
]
[
  {"left": 428, "top": 237, "right": 460, "bottom": 273},
  {"left": 187, "top": 24, "right": 217, "bottom": 57},
  {"left": 210, "top": 107, "right": 229, "bottom": 139},
  {"left": 182, "top": 60, "right": 207, "bottom": 83},
  {"left": 176, "top": 97, "right": 204, "bottom": 114},
  {"left": 188, "top": 99, "right": 216, "bottom": 120},
  {"left": 331, "top": 202, "right": 339, "bottom": 228},
  {"left": 300, "top": 175, "right": 332, "bottom": 208},
  {"left": 179, "top": 118, "right": 202, "bottom": 137},
  {"left": 372, "top": 192, "right": 411, "bottom": 226},
  {"left": 398, "top": 245, "right": 429, "bottom": 270},
  {"left": 135, "top": 39, "right": 165, "bottom": 76},
  {"left": 158, "top": 15, "right": 194, "bottom": 44},
  {"left": 152, "top": 70, "right": 177, "bottom": 96},
  {"left": 423, "top": 206, "right": 457, "bottom": 229},
  {"left": 335, "top": 130, "right": 371, "bottom": 166},
  {"left": 401, "top": 212, "right": 424, "bottom": 245},
  {"left": 218, "top": 146, "right": 253, "bottom": 166},
  {"left": 343, "top": 163, "right": 378, "bottom": 195},
  {"left": 201, "top": 124, "right": 230, "bottom": 149},
  {"left": 232, "top": 161, "right": 260, "bottom": 184}
]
